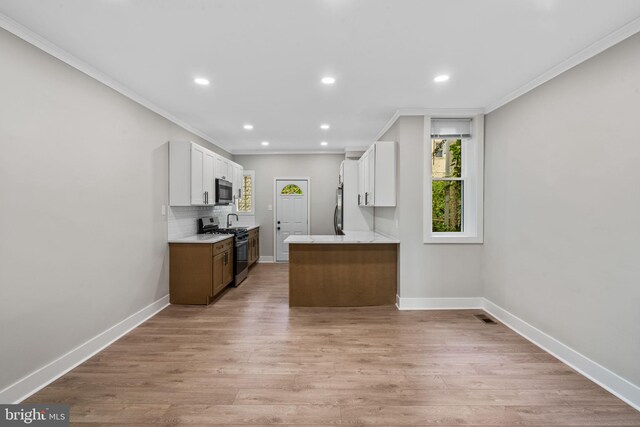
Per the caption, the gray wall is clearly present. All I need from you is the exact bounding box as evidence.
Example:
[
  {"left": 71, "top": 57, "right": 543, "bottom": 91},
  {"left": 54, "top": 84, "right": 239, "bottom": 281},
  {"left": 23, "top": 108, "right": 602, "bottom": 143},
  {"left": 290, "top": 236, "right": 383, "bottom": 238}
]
[
  {"left": 0, "top": 28, "right": 230, "bottom": 392},
  {"left": 376, "top": 117, "right": 483, "bottom": 299},
  {"left": 234, "top": 154, "right": 344, "bottom": 258},
  {"left": 484, "top": 32, "right": 640, "bottom": 386}
]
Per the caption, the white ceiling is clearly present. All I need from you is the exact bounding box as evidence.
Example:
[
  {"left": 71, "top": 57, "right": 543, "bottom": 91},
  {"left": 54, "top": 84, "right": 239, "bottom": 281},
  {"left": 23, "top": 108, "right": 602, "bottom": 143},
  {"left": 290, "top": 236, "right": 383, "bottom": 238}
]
[{"left": 1, "top": 0, "right": 640, "bottom": 154}]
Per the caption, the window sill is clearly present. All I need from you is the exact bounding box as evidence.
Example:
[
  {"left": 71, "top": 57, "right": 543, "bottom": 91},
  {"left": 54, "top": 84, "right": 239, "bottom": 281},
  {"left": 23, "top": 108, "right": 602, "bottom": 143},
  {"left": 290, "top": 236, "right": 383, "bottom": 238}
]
[{"left": 424, "top": 233, "right": 483, "bottom": 244}]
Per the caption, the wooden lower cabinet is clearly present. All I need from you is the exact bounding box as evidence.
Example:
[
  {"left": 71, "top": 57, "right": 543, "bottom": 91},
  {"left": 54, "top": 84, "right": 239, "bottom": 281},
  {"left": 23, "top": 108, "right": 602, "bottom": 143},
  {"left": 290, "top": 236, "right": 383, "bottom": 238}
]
[
  {"left": 212, "top": 252, "right": 225, "bottom": 296},
  {"left": 248, "top": 227, "right": 260, "bottom": 266},
  {"left": 288, "top": 243, "right": 398, "bottom": 307},
  {"left": 169, "top": 237, "right": 234, "bottom": 305},
  {"left": 222, "top": 249, "right": 234, "bottom": 286}
]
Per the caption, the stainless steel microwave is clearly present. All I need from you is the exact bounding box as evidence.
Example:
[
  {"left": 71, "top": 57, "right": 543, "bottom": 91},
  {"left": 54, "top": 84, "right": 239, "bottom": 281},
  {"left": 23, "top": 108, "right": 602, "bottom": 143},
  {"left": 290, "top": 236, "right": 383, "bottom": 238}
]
[{"left": 215, "top": 178, "right": 233, "bottom": 204}]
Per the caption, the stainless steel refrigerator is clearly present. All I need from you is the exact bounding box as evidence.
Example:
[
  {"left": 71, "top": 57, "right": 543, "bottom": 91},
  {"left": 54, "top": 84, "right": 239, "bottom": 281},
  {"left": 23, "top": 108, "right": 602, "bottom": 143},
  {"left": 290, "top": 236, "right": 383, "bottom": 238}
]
[{"left": 334, "top": 185, "right": 344, "bottom": 235}]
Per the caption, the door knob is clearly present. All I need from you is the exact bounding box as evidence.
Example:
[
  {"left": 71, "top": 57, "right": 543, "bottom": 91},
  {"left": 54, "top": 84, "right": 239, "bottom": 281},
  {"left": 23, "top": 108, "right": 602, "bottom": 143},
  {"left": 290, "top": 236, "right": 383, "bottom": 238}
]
[
  {"left": 277, "top": 227, "right": 281, "bottom": 230},
  {"left": 277, "top": 221, "right": 281, "bottom": 224}
]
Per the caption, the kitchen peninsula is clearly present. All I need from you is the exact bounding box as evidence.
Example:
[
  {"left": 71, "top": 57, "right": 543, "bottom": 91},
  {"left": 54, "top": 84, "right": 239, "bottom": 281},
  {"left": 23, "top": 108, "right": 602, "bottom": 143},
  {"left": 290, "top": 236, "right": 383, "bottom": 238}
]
[{"left": 285, "top": 231, "right": 399, "bottom": 307}]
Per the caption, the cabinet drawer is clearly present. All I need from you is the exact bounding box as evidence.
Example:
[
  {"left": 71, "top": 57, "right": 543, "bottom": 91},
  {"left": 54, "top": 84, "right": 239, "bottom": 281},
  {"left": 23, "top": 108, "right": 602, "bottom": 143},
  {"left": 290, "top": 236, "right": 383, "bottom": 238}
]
[{"left": 213, "top": 238, "right": 233, "bottom": 255}]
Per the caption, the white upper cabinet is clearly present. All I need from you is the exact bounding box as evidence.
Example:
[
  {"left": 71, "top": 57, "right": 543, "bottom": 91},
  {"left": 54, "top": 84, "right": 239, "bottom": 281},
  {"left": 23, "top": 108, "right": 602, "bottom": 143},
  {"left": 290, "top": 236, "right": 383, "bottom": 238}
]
[
  {"left": 358, "top": 150, "right": 368, "bottom": 206},
  {"left": 203, "top": 150, "right": 215, "bottom": 204},
  {"left": 357, "top": 153, "right": 363, "bottom": 205},
  {"left": 170, "top": 141, "right": 244, "bottom": 207},
  {"left": 217, "top": 157, "right": 243, "bottom": 201},
  {"left": 357, "top": 141, "right": 396, "bottom": 207},
  {"left": 232, "top": 163, "right": 244, "bottom": 201},
  {"left": 170, "top": 141, "right": 216, "bottom": 206},
  {"left": 190, "top": 144, "right": 216, "bottom": 206},
  {"left": 190, "top": 144, "right": 205, "bottom": 205},
  {"left": 215, "top": 156, "right": 232, "bottom": 181}
]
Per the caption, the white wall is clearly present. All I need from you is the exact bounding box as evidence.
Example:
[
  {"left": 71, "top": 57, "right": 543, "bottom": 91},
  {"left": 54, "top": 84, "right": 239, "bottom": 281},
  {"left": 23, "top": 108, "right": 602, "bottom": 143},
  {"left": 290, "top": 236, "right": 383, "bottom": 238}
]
[
  {"left": 484, "top": 31, "right": 640, "bottom": 386},
  {"left": 375, "top": 116, "right": 483, "bottom": 299},
  {"left": 233, "top": 154, "right": 344, "bottom": 258},
  {"left": 0, "top": 28, "right": 230, "bottom": 395}
]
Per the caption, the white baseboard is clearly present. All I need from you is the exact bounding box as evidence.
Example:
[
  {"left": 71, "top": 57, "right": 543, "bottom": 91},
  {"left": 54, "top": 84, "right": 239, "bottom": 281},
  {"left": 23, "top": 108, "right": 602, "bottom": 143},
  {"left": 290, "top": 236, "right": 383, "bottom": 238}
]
[
  {"left": 258, "top": 256, "right": 274, "bottom": 263},
  {"left": 0, "top": 295, "right": 170, "bottom": 404},
  {"left": 396, "top": 296, "right": 483, "bottom": 310},
  {"left": 482, "top": 298, "right": 640, "bottom": 411}
]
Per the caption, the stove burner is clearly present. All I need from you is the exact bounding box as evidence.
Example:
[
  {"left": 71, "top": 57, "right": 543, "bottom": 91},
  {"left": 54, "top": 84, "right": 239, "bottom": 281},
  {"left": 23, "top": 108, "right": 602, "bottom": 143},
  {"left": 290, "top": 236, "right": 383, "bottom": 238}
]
[{"left": 198, "top": 217, "right": 248, "bottom": 239}]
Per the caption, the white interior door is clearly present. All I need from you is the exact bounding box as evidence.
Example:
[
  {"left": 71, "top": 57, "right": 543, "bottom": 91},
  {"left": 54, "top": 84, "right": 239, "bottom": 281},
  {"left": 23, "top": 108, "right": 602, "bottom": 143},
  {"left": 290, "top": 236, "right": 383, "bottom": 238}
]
[{"left": 276, "top": 179, "right": 308, "bottom": 262}]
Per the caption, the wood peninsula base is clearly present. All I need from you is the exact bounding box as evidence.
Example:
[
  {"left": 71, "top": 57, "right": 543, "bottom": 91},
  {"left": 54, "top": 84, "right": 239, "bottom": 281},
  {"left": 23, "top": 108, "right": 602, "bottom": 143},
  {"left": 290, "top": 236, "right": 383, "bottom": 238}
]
[{"left": 288, "top": 243, "right": 398, "bottom": 307}]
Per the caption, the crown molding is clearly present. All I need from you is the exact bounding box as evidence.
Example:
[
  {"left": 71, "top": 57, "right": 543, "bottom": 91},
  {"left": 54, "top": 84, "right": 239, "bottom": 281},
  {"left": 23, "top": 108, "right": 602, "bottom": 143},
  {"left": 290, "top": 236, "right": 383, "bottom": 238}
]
[
  {"left": 374, "top": 110, "right": 401, "bottom": 141},
  {"left": 485, "top": 15, "right": 640, "bottom": 113},
  {"left": 398, "top": 108, "right": 485, "bottom": 116},
  {"left": 233, "top": 150, "right": 345, "bottom": 156},
  {"left": 0, "top": 12, "right": 232, "bottom": 154},
  {"left": 375, "top": 108, "right": 485, "bottom": 141}
]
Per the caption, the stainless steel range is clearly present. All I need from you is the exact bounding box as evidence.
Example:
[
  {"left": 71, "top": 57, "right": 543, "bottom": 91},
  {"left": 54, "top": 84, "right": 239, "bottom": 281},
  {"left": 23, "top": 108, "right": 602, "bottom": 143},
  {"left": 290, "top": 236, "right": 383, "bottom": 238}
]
[{"left": 197, "top": 217, "right": 249, "bottom": 286}]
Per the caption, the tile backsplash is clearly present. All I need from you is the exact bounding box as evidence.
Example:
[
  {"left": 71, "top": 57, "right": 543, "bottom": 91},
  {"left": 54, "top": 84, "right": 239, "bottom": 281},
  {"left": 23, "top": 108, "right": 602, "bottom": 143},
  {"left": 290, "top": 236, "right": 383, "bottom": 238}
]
[{"left": 168, "top": 205, "right": 234, "bottom": 239}]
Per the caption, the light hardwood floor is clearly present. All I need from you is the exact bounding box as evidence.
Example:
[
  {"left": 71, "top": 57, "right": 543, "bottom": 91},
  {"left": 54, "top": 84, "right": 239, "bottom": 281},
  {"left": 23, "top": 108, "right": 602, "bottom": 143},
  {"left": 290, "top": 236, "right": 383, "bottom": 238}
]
[{"left": 26, "top": 263, "right": 640, "bottom": 425}]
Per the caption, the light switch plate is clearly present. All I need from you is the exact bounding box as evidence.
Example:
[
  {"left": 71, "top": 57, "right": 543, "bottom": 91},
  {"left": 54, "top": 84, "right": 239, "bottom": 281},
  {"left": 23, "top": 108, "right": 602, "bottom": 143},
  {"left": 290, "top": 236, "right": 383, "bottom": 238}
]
[
  {"left": 267, "top": 204, "right": 273, "bottom": 211},
  {"left": 161, "top": 205, "right": 166, "bottom": 216}
]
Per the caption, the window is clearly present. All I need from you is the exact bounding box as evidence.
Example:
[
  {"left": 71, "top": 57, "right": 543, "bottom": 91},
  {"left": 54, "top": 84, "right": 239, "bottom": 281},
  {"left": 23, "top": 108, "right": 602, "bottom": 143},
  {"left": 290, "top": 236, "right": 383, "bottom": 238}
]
[
  {"left": 237, "top": 170, "right": 255, "bottom": 215},
  {"left": 280, "top": 184, "right": 303, "bottom": 195},
  {"left": 432, "top": 138, "right": 463, "bottom": 232},
  {"left": 424, "top": 115, "right": 484, "bottom": 243}
]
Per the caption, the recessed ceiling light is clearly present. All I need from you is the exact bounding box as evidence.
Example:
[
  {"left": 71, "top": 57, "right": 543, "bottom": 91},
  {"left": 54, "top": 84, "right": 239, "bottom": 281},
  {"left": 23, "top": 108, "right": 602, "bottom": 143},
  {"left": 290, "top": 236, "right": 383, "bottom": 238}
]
[
  {"left": 320, "top": 124, "right": 330, "bottom": 130},
  {"left": 320, "top": 141, "right": 328, "bottom": 146},
  {"left": 321, "top": 76, "right": 336, "bottom": 85},
  {"left": 243, "top": 124, "right": 253, "bottom": 130},
  {"left": 434, "top": 74, "right": 450, "bottom": 83},
  {"left": 194, "top": 77, "right": 210, "bottom": 86},
  {"left": 261, "top": 141, "right": 269, "bottom": 146}
]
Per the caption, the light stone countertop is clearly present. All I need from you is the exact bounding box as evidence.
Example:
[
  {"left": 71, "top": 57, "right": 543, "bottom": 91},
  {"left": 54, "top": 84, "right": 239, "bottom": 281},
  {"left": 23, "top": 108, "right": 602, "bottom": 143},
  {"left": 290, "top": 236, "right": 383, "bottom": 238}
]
[
  {"left": 169, "top": 225, "right": 259, "bottom": 244},
  {"left": 168, "top": 234, "right": 234, "bottom": 244},
  {"left": 284, "top": 230, "right": 399, "bottom": 245}
]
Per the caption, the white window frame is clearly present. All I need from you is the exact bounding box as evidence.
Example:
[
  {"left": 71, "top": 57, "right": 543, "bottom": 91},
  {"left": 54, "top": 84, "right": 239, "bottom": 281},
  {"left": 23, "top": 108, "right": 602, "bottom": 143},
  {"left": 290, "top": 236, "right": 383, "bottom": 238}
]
[
  {"left": 424, "top": 113, "right": 484, "bottom": 244},
  {"left": 237, "top": 170, "right": 255, "bottom": 216}
]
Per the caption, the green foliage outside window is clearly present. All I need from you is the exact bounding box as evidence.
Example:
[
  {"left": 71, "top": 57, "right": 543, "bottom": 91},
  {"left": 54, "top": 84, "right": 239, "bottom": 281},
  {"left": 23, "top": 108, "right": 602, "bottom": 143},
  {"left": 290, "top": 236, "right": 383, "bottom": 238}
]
[{"left": 432, "top": 139, "right": 463, "bottom": 232}]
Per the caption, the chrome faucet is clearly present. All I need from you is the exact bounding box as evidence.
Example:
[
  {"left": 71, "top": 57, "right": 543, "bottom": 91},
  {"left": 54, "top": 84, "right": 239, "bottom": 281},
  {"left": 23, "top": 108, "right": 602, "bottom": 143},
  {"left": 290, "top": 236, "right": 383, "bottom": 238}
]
[{"left": 227, "top": 213, "right": 239, "bottom": 228}]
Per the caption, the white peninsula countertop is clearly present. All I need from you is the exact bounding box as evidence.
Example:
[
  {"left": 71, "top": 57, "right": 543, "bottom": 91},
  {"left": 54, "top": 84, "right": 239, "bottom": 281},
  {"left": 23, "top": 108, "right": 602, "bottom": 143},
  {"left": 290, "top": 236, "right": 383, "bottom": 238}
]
[
  {"left": 284, "top": 231, "right": 399, "bottom": 244},
  {"left": 168, "top": 234, "right": 234, "bottom": 244}
]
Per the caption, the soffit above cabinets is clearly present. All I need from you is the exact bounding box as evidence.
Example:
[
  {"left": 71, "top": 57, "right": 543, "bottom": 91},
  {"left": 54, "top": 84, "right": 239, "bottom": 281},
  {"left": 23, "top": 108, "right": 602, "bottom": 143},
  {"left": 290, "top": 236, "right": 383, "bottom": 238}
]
[{"left": 1, "top": 0, "right": 640, "bottom": 153}]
